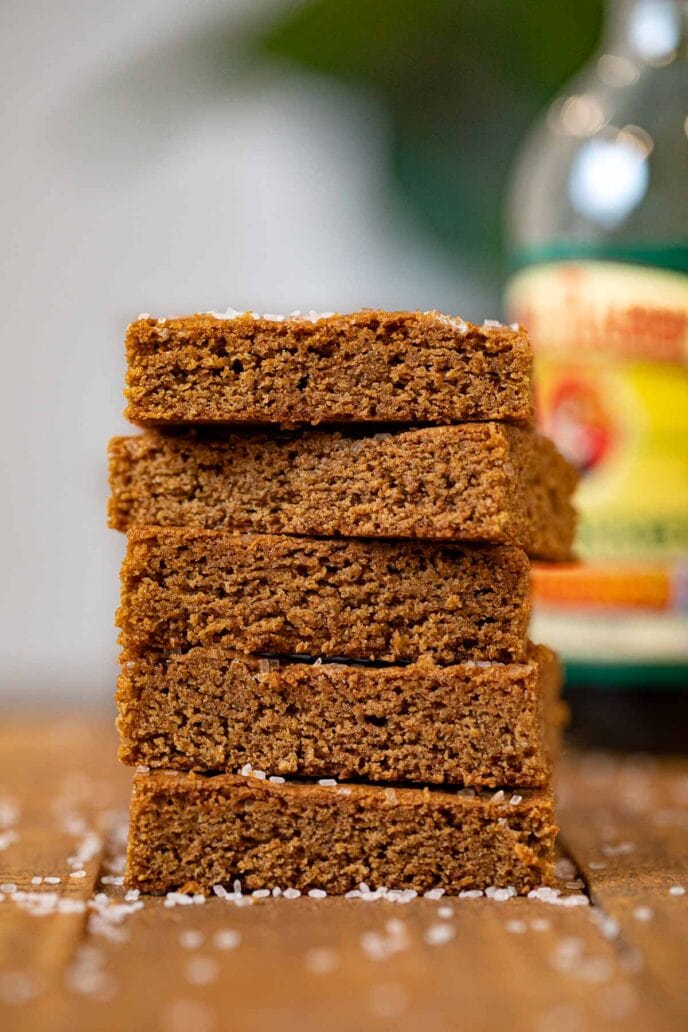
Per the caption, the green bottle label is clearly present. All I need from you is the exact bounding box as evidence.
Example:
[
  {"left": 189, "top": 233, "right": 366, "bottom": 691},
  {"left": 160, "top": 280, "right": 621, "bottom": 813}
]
[
  {"left": 511, "top": 241, "right": 688, "bottom": 276},
  {"left": 505, "top": 250, "right": 688, "bottom": 687}
]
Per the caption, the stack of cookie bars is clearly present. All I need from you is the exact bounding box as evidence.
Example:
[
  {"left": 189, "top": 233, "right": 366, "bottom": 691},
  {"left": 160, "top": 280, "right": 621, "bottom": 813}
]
[{"left": 109, "top": 309, "right": 577, "bottom": 896}]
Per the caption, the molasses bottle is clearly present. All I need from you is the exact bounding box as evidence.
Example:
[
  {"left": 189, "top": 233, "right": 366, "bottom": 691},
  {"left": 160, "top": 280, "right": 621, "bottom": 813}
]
[{"left": 505, "top": 0, "right": 688, "bottom": 748}]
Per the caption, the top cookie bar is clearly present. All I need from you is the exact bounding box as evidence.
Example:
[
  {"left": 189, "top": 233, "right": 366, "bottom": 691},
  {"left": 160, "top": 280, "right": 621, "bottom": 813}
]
[{"left": 124, "top": 309, "right": 533, "bottom": 427}]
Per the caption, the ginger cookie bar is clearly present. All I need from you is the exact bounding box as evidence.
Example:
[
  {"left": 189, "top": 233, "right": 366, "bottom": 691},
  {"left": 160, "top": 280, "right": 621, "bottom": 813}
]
[
  {"left": 116, "top": 645, "right": 563, "bottom": 787},
  {"left": 126, "top": 772, "right": 557, "bottom": 895},
  {"left": 124, "top": 310, "right": 533, "bottom": 427},
  {"left": 109, "top": 424, "right": 577, "bottom": 561},
  {"left": 118, "top": 529, "right": 531, "bottom": 663}
]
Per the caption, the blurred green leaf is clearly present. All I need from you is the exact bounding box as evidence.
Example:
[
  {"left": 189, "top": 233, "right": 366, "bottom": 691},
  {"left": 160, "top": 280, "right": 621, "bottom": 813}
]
[
  {"left": 261, "top": 0, "right": 602, "bottom": 93},
  {"left": 257, "top": 0, "right": 604, "bottom": 282}
]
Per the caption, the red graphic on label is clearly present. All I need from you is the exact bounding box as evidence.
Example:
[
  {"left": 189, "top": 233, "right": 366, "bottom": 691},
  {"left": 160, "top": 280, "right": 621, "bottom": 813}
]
[{"left": 541, "top": 377, "right": 614, "bottom": 474}]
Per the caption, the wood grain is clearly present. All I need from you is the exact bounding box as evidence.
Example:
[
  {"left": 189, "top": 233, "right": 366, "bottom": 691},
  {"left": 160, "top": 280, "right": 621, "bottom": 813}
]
[{"left": 1, "top": 717, "right": 686, "bottom": 1032}]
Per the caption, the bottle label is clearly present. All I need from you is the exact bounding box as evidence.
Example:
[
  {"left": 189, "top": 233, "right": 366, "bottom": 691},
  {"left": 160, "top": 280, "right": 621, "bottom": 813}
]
[{"left": 506, "top": 258, "right": 688, "bottom": 670}]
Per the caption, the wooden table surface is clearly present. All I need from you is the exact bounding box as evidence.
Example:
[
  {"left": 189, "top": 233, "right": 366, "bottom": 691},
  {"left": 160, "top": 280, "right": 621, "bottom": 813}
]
[{"left": 0, "top": 716, "right": 686, "bottom": 1032}]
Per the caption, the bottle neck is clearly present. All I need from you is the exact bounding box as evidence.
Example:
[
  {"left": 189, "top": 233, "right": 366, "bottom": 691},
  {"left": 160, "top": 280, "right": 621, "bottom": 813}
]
[{"left": 603, "top": 0, "right": 688, "bottom": 60}]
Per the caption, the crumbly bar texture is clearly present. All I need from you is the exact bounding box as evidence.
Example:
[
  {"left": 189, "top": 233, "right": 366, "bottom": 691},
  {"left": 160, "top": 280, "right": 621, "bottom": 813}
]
[
  {"left": 124, "top": 310, "right": 534, "bottom": 427},
  {"left": 126, "top": 772, "right": 557, "bottom": 895},
  {"left": 108, "top": 424, "right": 577, "bottom": 560},
  {"left": 117, "top": 645, "right": 563, "bottom": 787},
  {"left": 118, "top": 529, "right": 531, "bottom": 663}
]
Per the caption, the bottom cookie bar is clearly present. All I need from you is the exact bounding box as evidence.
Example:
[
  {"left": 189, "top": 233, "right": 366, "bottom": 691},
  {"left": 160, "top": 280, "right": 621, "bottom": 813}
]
[{"left": 126, "top": 773, "right": 557, "bottom": 895}]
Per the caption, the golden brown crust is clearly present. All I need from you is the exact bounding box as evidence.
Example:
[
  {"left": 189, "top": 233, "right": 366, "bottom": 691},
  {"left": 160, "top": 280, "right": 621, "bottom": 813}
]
[
  {"left": 126, "top": 772, "right": 557, "bottom": 895},
  {"left": 108, "top": 424, "right": 577, "bottom": 560},
  {"left": 117, "top": 529, "right": 532, "bottom": 663},
  {"left": 116, "top": 644, "right": 562, "bottom": 787},
  {"left": 124, "top": 310, "right": 534, "bottom": 427}
]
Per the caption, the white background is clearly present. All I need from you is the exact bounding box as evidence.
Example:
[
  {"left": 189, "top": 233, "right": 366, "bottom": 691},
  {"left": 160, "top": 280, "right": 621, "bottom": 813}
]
[{"left": 0, "top": 0, "right": 491, "bottom": 702}]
